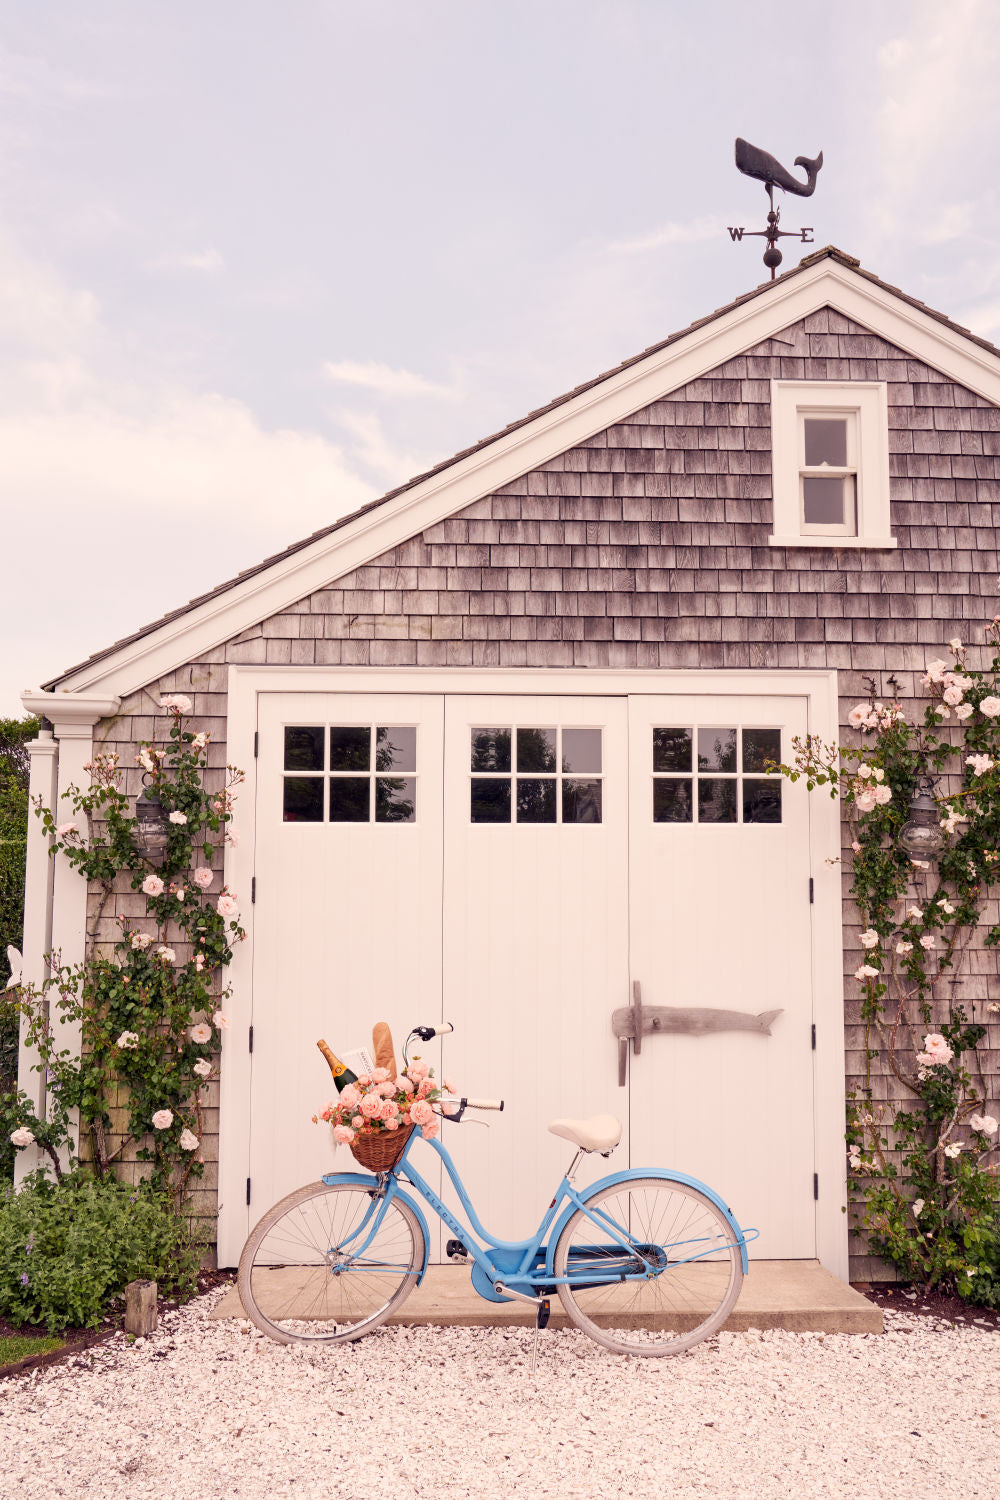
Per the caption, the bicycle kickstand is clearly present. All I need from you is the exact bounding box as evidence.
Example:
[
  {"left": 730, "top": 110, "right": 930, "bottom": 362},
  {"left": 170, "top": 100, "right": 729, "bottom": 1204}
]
[{"left": 530, "top": 1297, "right": 551, "bottom": 1377}]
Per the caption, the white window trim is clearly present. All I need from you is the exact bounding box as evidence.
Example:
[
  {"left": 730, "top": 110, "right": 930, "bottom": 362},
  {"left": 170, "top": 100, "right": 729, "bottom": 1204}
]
[{"left": 770, "top": 380, "right": 895, "bottom": 549}]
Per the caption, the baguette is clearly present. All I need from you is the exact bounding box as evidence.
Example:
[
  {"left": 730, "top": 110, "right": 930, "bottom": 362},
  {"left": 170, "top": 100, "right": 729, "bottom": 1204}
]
[{"left": 372, "top": 1021, "right": 397, "bottom": 1077}]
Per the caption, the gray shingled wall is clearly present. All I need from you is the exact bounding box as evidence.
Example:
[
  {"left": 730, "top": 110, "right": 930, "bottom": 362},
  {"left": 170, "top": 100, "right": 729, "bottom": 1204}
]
[{"left": 90, "top": 306, "right": 1000, "bottom": 1277}]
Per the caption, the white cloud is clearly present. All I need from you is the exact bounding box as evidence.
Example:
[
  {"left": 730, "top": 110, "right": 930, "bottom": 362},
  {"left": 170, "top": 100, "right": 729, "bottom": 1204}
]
[
  {"left": 322, "top": 358, "right": 457, "bottom": 399},
  {"left": 331, "top": 408, "right": 438, "bottom": 486},
  {"left": 608, "top": 216, "right": 720, "bottom": 254},
  {"left": 0, "top": 237, "right": 377, "bottom": 711},
  {"left": 147, "top": 246, "right": 226, "bottom": 274}
]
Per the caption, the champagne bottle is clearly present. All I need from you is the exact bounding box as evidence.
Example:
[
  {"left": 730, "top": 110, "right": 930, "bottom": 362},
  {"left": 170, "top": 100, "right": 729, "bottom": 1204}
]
[{"left": 316, "top": 1040, "right": 358, "bottom": 1092}]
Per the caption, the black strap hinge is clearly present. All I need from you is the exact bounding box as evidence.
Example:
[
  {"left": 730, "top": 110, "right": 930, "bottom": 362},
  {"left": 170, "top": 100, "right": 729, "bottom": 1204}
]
[
  {"left": 253, "top": 731, "right": 259, "bottom": 758},
  {"left": 813, "top": 1173, "right": 819, "bottom": 1200},
  {"left": 251, "top": 875, "right": 256, "bottom": 904},
  {"left": 246, "top": 1177, "right": 251, "bottom": 1206},
  {"left": 811, "top": 1023, "right": 816, "bottom": 1050},
  {"left": 249, "top": 1025, "right": 254, "bottom": 1054},
  {"left": 809, "top": 876, "right": 814, "bottom": 904}
]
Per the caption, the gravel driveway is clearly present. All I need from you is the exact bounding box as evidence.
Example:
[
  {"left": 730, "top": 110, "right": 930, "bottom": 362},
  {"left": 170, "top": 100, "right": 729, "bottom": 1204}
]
[{"left": 2, "top": 1286, "right": 997, "bottom": 1500}]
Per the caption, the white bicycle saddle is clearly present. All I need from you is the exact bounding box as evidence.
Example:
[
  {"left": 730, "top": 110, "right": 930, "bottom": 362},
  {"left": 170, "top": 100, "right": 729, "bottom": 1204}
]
[{"left": 547, "top": 1115, "right": 623, "bottom": 1153}]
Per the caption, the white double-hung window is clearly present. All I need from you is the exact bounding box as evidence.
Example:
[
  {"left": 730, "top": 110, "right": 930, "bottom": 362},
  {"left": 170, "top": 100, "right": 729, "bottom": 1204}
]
[{"left": 769, "top": 380, "right": 894, "bottom": 548}]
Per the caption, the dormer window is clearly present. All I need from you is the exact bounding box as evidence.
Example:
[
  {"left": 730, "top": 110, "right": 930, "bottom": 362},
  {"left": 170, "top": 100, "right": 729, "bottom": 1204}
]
[{"left": 770, "top": 380, "right": 894, "bottom": 549}]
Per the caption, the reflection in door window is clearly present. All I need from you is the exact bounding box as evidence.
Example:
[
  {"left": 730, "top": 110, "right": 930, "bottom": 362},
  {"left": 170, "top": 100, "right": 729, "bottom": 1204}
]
[
  {"left": 281, "top": 725, "right": 418, "bottom": 823},
  {"left": 653, "top": 727, "right": 782, "bottom": 824},
  {"left": 471, "top": 726, "right": 603, "bottom": 824}
]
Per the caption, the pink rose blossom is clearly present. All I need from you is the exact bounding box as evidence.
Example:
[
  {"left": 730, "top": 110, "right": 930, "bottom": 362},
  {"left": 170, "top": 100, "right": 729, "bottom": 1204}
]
[
  {"left": 212, "top": 1011, "right": 230, "bottom": 1029},
  {"left": 333, "top": 1124, "right": 356, "bottom": 1144},
  {"left": 189, "top": 1022, "right": 212, "bottom": 1044},
  {"left": 142, "top": 874, "right": 165, "bottom": 897},
  {"left": 410, "top": 1099, "right": 435, "bottom": 1127},
  {"left": 378, "top": 1080, "right": 396, "bottom": 1097},
  {"left": 851, "top": 841, "right": 862, "bottom": 854},
  {"left": 339, "top": 1084, "right": 360, "bottom": 1110},
  {"left": 421, "top": 1121, "right": 439, "bottom": 1140},
  {"left": 179, "top": 1129, "right": 199, "bottom": 1151},
  {"left": 384, "top": 1116, "right": 400, "bottom": 1130},
  {"left": 408, "top": 1060, "right": 430, "bottom": 1084},
  {"left": 382, "top": 1099, "right": 399, "bottom": 1118},
  {"left": 193, "top": 867, "right": 214, "bottom": 889},
  {"left": 351, "top": 1114, "right": 363, "bottom": 1128},
  {"left": 217, "top": 894, "right": 239, "bottom": 918},
  {"left": 159, "top": 694, "right": 193, "bottom": 714},
  {"left": 193, "top": 1059, "right": 212, "bottom": 1077},
  {"left": 394, "top": 1076, "right": 413, "bottom": 1095},
  {"left": 418, "top": 1078, "right": 434, "bottom": 1098},
  {"left": 372, "top": 1067, "right": 391, "bottom": 1083},
  {"left": 970, "top": 1113, "right": 998, "bottom": 1135},
  {"left": 360, "top": 1093, "right": 383, "bottom": 1118},
  {"left": 918, "top": 1033, "right": 953, "bottom": 1066},
  {"left": 151, "top": 1109, "right": 174, "bottom": 1130}
]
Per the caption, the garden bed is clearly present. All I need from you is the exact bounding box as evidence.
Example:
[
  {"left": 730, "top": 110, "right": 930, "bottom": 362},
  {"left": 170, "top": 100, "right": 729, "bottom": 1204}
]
[
  {"left": 0, "top": 1268, "right": 234, "bottom": 1381},
  {"left": 854, "top": 1281, "right": 1000, "bottom": 1329}
]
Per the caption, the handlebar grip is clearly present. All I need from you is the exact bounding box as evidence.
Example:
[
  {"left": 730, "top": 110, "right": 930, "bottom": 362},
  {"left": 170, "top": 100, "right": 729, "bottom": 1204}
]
[
  {"left": 412, "top": 1022, "right": 455, "bottom": 1040},
  {"left": 463, "top": 1097, "right": 504, "bottom": 1111}
]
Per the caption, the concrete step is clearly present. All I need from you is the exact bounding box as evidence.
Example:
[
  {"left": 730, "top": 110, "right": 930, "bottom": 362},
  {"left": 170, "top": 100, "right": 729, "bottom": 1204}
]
[{"left": 211, "top": 1260, "right": 882, "bottom": 1335}]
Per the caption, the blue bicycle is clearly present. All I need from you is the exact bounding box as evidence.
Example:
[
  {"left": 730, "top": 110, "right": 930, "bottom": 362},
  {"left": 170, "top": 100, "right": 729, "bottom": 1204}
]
[{"left": 238, "top": 1024, "right": 755, "bottom": 1357}]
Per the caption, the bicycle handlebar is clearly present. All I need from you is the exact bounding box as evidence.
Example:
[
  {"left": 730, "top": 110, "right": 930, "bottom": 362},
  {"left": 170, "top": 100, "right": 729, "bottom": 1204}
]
[
  {"left": 412, "top": 1022, "right": 454, "bottom": 1040},
  {"left": 459, "top": 1097, "right": 504, "bottom": 1112}
]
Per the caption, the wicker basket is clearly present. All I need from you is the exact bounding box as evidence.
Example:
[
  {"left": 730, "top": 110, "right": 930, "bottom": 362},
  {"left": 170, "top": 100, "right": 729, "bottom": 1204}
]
[{"left": 349, "top": 1124, "right": 414, "bottom": 1173}]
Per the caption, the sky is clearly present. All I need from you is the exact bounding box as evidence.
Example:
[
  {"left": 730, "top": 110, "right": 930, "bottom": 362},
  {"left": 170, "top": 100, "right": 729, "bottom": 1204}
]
[{"left": 2, "top": 0, "right": 999, "bottom": 714}]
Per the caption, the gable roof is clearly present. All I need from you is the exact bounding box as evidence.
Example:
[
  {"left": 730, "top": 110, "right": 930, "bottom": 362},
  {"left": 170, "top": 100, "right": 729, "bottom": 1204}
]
[{"left": 41, "top": 246, "right": 1000, "bottom": 698}]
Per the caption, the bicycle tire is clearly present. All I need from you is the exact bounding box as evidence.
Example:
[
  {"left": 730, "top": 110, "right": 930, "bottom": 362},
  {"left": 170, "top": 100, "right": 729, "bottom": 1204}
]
[
  {"left": 238, "top": 1180, "right": 425, "bottom": 1345},
  {"left": 553, "top": 1176, "right": 744, "bottom": 1357}
]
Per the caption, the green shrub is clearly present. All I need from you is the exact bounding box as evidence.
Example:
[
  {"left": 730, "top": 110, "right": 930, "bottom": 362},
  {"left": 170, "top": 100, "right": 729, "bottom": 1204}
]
[{"left": 0, "top": 1170, "right": 202, "bottom": 1333}]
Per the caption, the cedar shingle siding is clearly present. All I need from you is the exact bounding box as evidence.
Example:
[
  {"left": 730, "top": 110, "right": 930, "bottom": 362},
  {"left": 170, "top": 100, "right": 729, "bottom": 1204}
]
[{"left": 93, "top": 306, "right": 1000, "bottom": 1276}]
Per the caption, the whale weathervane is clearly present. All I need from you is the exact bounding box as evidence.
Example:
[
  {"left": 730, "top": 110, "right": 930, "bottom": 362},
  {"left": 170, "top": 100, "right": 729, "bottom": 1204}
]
[{"left": 727, "top": 137, "right": 824, "bottom": 279}]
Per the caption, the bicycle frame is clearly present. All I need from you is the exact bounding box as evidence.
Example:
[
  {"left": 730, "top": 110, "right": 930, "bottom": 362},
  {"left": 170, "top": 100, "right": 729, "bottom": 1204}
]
[{"left": 324, "top": 1128, "right": 753, "bottom": 1299}]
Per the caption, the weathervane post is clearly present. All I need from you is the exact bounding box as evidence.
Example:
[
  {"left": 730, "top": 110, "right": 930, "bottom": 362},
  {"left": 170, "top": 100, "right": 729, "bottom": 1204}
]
[{"left": 727, "top": 138, "right": 823, "bottom": 280}]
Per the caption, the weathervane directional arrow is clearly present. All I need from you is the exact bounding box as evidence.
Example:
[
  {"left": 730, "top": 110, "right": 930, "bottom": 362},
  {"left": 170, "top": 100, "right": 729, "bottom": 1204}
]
[{"left": 727, "top": 137, "right": 823, "bottom": 279}]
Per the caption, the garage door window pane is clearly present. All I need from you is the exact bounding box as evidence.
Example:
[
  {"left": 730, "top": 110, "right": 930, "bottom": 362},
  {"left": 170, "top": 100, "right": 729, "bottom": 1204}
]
[
  {"left": 330, "top": 727, "right": 371, "bottom": 772},
  {"left": 698, "top": 729, "right": 737, "bottom": 773},
  {"left": 517, "top": 778, "right": 557, "bottom": 823},
  {"left": 517, "top": 728, "right": 557, "bottom": 773},
  {"left": 283, "top": 777, "right": 324, "bottom": 822},
  {"left": 653, "top": 727, "right": 692, "bottom": 773},
  {"left": 561, "top": 729, "right": 602, "bottom": 774},
  {"left": 743, "top": 780, "right": 782, "bottom": 824},
  {"left": 284, "top": 726, "right": 325, "bottom": 771},
  {"left": 375, "top": 777, "right": 416, "bottom": 823},
  {"left": 376, "top": 726, "right": 416, "bottom": 773},
  {"left": 699, "top": 779, "right": 738, "bottom": 824},
  {"left": 563, "top": 779, "right": 602, "bottom": 824},
  {"left": 471, "top": 729, "right": 511, "bottom": 773},
  {"left": 653, "top": 780, "right": 692, "bottom": 823},
  {"left": 471, "top": 779, "right": 511, "bottom": 823},
  {"left": 329, "top": 777, "right": 370, "bottom": 822}
]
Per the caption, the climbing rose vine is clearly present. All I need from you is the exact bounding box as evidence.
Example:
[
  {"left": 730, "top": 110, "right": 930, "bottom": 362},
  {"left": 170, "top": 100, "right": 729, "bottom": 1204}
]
[
  {"left": 777, "top": 624, "right": 1000, "bottom": 1305},
  {"left": 3, "top": 698, "right": 245, "bottom": 1205}
]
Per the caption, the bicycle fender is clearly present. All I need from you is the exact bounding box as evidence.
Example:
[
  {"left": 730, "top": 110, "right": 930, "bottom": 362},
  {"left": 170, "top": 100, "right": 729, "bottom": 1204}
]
[
  {"left": 545, "top": 1168, "right": 750, "bottom": 1276},
  {"left": 320, "top": 1172, "right": 431, "bottom": 1285}
]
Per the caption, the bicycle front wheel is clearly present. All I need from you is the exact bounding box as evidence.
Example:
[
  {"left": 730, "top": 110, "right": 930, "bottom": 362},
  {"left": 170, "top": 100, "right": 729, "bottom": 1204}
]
[
  {"left": 553, "top": 1176, "right": 744, "bottom": 1357},
  {"left": 238, "top": 1181, "right": 425, "bottom": 1345}
]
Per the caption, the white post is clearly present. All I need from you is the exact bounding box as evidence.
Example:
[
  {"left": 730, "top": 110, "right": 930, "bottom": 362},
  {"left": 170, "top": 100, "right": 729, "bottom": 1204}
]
[
  {"left": 13, "top": 728, "right": 58, "bottom": 1184},
  {"left": 19, "top": 692, "right": 121, "bottom": 1171}
]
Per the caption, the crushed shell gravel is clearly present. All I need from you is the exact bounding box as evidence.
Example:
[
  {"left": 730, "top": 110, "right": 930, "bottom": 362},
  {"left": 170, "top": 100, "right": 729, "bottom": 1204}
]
[{"left": 1, "top": 1285, "right": 998, "bottom": 1500}]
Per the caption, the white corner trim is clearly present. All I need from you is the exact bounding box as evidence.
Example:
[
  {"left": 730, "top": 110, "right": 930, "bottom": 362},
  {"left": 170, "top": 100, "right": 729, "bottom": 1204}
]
[
  {"left": 14, "top": 731, "right": 59, "bottom": 1184},
  {"left": 47, "top": 255, "right": 1000, "bottom": 702}
]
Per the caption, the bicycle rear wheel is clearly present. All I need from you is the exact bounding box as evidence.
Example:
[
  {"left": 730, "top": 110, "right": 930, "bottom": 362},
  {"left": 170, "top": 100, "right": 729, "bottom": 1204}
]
[
  {"left": 238, "top": 1181, "right": 424, "bottom": 1344},
  {"left": 553, "top": 1176, "right": 744, "bottom": 1357}
]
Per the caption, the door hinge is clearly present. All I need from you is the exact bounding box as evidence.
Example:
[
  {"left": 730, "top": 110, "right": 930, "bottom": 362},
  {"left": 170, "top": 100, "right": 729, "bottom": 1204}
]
[
  {"left": 249, "top": 1025, "right": 254, "bottom": 1054},
  {"left": 253, "top": 731, "right": 259, "bottom": 758},
  {"left": 809, "top": 876, "right": 814, "bottom": 904},
  {"left": 246, "top": 1177, "right": 252, "bottom": 1206},
  {"left": 813, "top": 1173, "right": 819, "bottom": 1200},
  {"left": 811, "top": 1023, "right": 816, "bottom": 1050},
  {"left": 251, "top": 875, "right": 256, "bottom": 904}
]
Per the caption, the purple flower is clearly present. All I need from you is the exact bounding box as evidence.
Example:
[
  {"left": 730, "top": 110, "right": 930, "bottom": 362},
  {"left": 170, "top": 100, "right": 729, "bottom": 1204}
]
[
  {"left": 24, "top": 1233, "right": 34, "bottom": 1254},
  {"left": 19, "top": 1274, "right": 29, "bottom": 1286}
]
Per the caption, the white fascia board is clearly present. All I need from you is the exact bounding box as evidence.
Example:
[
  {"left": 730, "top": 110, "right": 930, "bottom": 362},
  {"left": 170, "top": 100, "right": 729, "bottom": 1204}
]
[{"left": 52, "top": 257, "right": 1000, "bottom": 702}]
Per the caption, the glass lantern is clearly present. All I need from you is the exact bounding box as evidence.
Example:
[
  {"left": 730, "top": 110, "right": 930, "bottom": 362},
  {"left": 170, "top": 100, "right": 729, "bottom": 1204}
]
[
  {"left": 135, "top": 786, "right": 170, "bottom": 864},
  {"left": 897, "top": 777, "right": 945, "bottom": 862}
]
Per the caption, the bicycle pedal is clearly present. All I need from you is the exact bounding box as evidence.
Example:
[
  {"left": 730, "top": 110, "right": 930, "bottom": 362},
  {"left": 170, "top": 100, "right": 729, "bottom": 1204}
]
[
  {"left": 536, "top": 1298, "right": 551, "bottom": 1330},
  {"left": 446, "top": 1238, "right": 469, "bottom": 1261}
]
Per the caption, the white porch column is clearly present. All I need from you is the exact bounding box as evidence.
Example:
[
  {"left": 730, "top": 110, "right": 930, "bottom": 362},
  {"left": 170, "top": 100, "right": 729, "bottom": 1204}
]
[
  {"left": 19, "top": 692, "right": 121, "bottom": 1169},
  {"left": 12, "top": 729, "right": 58, "bottom": 1183}
]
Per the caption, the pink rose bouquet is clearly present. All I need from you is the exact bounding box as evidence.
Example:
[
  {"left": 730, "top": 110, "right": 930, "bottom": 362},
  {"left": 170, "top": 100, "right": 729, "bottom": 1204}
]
[{"left": 313, "top": 1061, "right": 455, "bottom": 1146}]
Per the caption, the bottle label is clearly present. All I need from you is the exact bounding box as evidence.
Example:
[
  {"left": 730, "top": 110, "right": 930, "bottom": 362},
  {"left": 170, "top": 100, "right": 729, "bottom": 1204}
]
[{"left": 331, "top": 1062, "right": 345, "bottom": 1077}]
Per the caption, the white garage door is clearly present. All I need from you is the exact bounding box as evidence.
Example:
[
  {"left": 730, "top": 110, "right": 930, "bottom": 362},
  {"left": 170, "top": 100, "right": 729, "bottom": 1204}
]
[{"left": 247, "top": 690, "right": 815, "bottom": 1261}]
